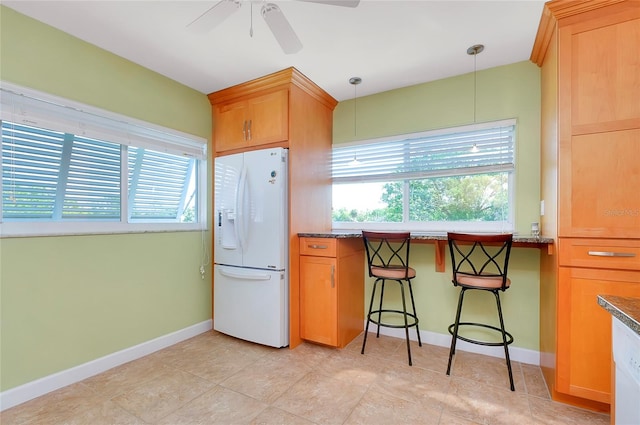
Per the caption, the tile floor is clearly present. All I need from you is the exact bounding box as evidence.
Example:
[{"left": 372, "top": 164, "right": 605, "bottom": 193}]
[{"left": 2, "top": 330, "right": 611, "bottom": 424}]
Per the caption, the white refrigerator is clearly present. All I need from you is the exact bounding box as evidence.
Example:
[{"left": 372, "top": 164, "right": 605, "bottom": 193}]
[{"left": 214, "top": 147, "right": 289, "bottom": 347}]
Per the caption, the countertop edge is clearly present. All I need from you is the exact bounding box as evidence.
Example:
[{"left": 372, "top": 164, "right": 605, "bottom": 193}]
[
  {"left": 598, "top": 295, "right": 640, "bottom": 337},
  {"left": 298, "top": 232, "right": 553, "bottom": 244}
]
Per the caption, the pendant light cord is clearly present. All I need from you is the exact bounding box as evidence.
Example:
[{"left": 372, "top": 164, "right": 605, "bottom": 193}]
[
  {"left": 467, "top": 44, "right": 484, "bottom": 124},
  {"left": 473, "top": 52, "right": 477, "bottom": 124}
]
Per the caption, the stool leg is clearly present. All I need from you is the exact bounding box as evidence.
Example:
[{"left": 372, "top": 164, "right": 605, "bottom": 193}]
[
  {"left": 376, "top": 280, "right": 386, "bottom": 338},
  {"left": 398, "top": 280, "right": 413, "bottom": 366},
  {"left": 361, "top": 278, "right": 379, "bottom": 355},
  {"left": 494, "top": 290, "right": 515, "bottom": 391},
  {"left": 447, "top": 288, "right": 466, "bottom": 376},
  {"left": 407, "top": 280, "right": 422, "bottom": 347}
]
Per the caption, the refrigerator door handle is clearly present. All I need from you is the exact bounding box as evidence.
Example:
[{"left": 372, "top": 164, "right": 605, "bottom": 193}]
[
  {"left": 236, "top": 166, "right": 248, "bottom": 250},
  {"left": 219, "top": 268, "right": 272, "bottom": 281}
]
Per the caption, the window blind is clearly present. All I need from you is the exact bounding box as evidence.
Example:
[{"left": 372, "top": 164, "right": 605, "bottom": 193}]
[
  {"left": 332, "top": 120, "right": 515, "bottom": 183},
  {"left": 0, "top": 82, "right": 207, "bottom": 160},
  {"left": 128, "top": 147, "right": 194, "bottom": 220}
]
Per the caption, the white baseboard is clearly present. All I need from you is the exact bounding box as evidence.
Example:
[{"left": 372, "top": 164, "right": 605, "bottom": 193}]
[
  {"left": 0, "top": 319, "right": 212, "bottom": 412},
  {"left": 371, "top": 325, "right": 540, "bottom": 366}
]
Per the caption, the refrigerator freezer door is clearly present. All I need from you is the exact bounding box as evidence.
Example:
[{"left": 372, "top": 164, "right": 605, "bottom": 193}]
[
  {"left": 242, "top": 148, "right": 288, "bottom": 270},
  {"left": 214, "top": 152, "right": 243, "bottom": 267},
  {"left": 213, "top": 265, "right": 289, "bottom": 347}
]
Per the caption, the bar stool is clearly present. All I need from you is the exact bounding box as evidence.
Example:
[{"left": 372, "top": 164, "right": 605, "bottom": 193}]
[
  {"left": 361, "top": 231, "right": 422, "bottom": 366},
  {"left": 446, "top": 232, "right": 515, "bottom": 391}
]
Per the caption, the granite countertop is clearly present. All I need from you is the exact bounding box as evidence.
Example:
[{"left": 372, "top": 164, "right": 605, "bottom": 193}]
[
  {"left": 298, "top": 231, "right": 554, "bottom": 245},
  {"left": 598, "top": 295, "right": 640, "bottom": 337}
]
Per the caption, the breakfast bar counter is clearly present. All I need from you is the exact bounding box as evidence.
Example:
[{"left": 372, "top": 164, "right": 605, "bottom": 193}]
[{"left": 298, "top": 231, "right": 554, "bottom": 272}]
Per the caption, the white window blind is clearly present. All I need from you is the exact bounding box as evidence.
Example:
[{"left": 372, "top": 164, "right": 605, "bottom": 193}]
[
  {"left": 128, "top": 147, "right": 194, "bottom": 221},
  {"left": 0, "top": 82, "right": 207, "bottom": 236},
  {"left": 0, "top": 83, "right": 207, "bottom": 160},
  {"left": 332, "top": 120, "right": 515, "bottom": 183}
]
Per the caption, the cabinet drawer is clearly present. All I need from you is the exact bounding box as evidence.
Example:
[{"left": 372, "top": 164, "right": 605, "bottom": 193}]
[
  {"left": 559, "top": 238, "right": 640, "bottom": 271},
  {"left": 300, "top": 237, "right": 336, "bottom": 257}
]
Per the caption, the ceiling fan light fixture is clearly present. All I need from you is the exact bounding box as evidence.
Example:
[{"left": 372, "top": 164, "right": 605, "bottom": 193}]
[
  {"left": 261, "top": 3, "right": 303, "bottom": 54},
  {"left": 188, "top": 0, "right": 241, "bottom": 34}
]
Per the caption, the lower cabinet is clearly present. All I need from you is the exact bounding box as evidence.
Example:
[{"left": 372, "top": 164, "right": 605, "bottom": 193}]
[
  {"left": 557, "top": 238, "right": 640, "bottom": 404},
  {"left": 299, "top": 237, "right": 364, "bottom": 348}
]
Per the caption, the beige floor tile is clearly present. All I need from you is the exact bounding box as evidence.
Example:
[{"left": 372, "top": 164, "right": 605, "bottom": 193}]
[
  {"left": 0, "top": 382, "right": 103, "bottom": 425},
  {"left": 220, "top": 353, "right": 309, "bottom": 403},
  {"left": 389, "top": 339, "right": 452, "bottom": 373},
  {"left": 111, "top": 367, "right": 215, "bottom": 423},
  {"left": 164, "top": 340, "right": 268, "bottom": 384},
  {"left": 273, "top": 371, "right": 368, "bottom": 424},
  {"left": 443, "top": 377, "right": 535, "bottom": 425},
  {"left": 370, "top": 361, "right": 451, "bottom": 410},
  {"left": 521, "top": 363, "right": 551, "bottom": 399},
  {"left": 82, "top": 356, "right": 173, "bottom": 398},
  {"left": 344, "top": 388, "right": 441, "bottom": 425},
  {"left": 45, "top": 399, "right": 146, "bottom": 425},
  {"left": 528, "top": 396, "right": 610, "bottom": 425},
  {"left": 158, "top": 386, "right": 268, "bottom": 425},
  {"left": 438, "top": 411, "right": 483, "bottom": 424},
  {"left": 249, "top": 406, "right": 317, "bottom": 425},
  {"left": 315, "top": 348, "right": 393, "bottom": 387},
  {"left": 448, "top": 350, "right": 525, "bottom": 392},
  {"left": 271, "top": 340, "right": 337, "bottom": 371},
  {"left": 346, "top": 331, "right": 404, "bottom": 359}
]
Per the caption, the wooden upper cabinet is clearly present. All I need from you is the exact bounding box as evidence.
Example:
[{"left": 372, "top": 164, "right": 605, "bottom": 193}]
[
  {"left": 557, "top": 4, "right": 640, "bottom": 238},
  {"left": 567, "top": 16, "right": 640, "bottom": 131},
  {"left": 208, "top": 67, "right": 337, "bottom": 156},
  {"left": 559, "top": 128, "right": 640, "bottom": 237},
  {"left": 213, "top": 89, "right": 288, "bottom": 153}
]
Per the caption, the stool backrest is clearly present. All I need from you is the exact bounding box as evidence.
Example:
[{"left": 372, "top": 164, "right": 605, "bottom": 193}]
[
  {"left": 362, "top": 231, "right": 412, "bottom": 279},
  {"left": 447, "top": 232, "right": 513, "bottom": 291}
]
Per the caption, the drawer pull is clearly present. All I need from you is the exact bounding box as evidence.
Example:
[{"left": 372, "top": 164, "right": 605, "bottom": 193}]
[
  {"left": 588, "top": 251, "right": 636, "bottom": 258},
  {"left": 308, "top": 244, "right": 328, "bottom": 249}
]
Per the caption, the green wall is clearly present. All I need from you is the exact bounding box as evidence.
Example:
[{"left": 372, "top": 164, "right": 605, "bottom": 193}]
[
  {"left": 0, "top": 6, "right": 212, "bottom": 391},
  {"left": 332, "top": 62, "right": 542, "bottom": 351}
]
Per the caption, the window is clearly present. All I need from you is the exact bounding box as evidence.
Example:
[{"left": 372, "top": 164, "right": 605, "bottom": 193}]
[
  {"left": 0, "top": 83, "right": 207, "bottom": 237},
  {"left": 332, "top": 120, "right": 515, "bottom": 232}
]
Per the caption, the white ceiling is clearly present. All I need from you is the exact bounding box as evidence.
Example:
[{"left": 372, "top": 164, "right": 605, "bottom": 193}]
[{"left": 3, "top": 0, "right": 546, "bottom": 101}]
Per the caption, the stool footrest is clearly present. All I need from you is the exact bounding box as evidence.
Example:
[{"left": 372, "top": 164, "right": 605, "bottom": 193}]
[
  {"left": 448, "top": 322, "right": 514, "bottom": 346},
  {"left": 368, "top": 309, "right": 419, "bottom": 329}
]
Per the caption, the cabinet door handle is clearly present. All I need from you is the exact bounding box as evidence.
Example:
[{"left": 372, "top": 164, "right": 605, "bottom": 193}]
[
  {"left": 588, "top": 251, "right": 636, "bottom": 258},
  {"left": 308, "top": 244, "right": 328, "bottom": 249},
  {"left": 247, "top": 119, "right": 252, "bottom": 140},
  {"left": 331, "top": 265, "right": 335, "bottom": 288},
  {"left": 242, "top": 120, "right": 247, "bottom": 141}
]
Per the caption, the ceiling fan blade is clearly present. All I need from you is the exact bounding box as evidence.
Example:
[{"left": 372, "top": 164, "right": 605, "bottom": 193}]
[
  {"left": 261, "top": 3, "right": 303, "bottom": 54},
  {"left": 188, "top": 0, "right": 242, "bottom": 34},
  {"left": 297, "top": 0, "right": 360, "bottom": 7}
]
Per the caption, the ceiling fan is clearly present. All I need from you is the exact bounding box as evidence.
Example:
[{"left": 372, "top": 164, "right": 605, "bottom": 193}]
[{"left": 188, "top": 0, "right": 360, "bottom": 54}]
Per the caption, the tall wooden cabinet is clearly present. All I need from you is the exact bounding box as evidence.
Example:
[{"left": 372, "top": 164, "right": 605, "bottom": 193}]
[
  {"left": 208, "top": 68, "right": 338, "bottom": 348},
  {"left": 532, "top": 0, "right": 640, "bottom": 411}
]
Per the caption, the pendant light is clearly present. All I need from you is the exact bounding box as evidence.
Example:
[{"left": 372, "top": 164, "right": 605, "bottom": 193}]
[
  {"left": 467, "top": 44, "right": 484, "bottom": 153},
  {"left": 348, "top": 76, "right": 362, "bottom": 166}
]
